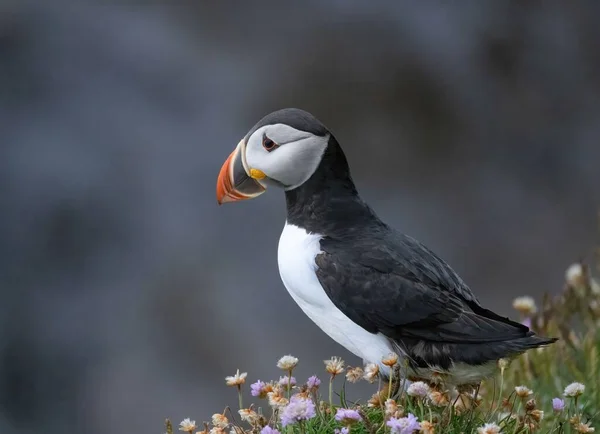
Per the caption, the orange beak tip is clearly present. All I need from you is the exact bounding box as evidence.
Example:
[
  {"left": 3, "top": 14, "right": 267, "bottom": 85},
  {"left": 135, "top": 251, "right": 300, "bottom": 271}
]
[
  {"left": 216, "top": 142, "right": 266, "bottom": 205},
  {"left": 216, "top": 150, "right": 235, "bottom": 205}
]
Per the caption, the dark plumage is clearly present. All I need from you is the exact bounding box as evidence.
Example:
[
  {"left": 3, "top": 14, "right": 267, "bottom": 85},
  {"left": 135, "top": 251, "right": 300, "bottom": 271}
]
[
  {"left": 315, "top": 230, "right": 555, "bottom": 369},
  {"left": 281, "top": 112, "right": 556, "bottom": 370},
  {"left": 245, "top": 108, "right": 329, "bottom": 142}
]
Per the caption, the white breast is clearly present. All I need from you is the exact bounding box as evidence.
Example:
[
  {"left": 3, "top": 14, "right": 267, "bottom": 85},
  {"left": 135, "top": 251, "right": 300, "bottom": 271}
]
[{"left": 277, "top": 222, "right": 395, "bottom": 369}]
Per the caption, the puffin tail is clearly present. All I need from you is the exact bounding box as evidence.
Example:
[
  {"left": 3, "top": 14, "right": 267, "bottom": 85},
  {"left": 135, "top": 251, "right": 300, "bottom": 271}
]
[{"left": 449, "top": 333, "right": 558, "bottom": 367}]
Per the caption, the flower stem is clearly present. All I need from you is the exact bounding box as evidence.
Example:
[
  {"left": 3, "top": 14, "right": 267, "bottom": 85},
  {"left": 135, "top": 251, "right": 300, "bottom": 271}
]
[
  {"left": 329, "top": 375, "right": 334, "bottom": 409},
  {"left": 497, "top": 370, "right": 505, "bottom": 413},
  {"left": 387, "top": 365, "right": 394, "bottom": 401},
  {"left": 377, "top": 375, "right": 385, "bottom": 415},
  {"left": 511, "top": 401, "right": 521, "bottom": 434},
  {"left": 237, "top": 385, "right": 243, "bottom": 409},
  {"left": 288, "top": 370, "right": 293, "bottom": 400}
]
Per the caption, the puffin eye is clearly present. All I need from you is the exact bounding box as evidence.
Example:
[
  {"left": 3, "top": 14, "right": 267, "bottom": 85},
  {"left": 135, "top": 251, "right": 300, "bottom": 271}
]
[{"left": 262, "top": 135, "right": 279, "bottom": 152}]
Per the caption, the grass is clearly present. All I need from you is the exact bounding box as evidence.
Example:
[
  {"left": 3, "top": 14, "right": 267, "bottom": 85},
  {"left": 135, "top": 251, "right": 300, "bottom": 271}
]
[{"left": 169, "top": 245, "right": 600, "bottom": 434}]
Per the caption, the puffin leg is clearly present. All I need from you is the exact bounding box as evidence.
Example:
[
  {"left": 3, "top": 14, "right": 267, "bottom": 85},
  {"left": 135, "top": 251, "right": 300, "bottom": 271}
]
[{"left": 389, "top": 364, "right": 403, "bottom": 398}]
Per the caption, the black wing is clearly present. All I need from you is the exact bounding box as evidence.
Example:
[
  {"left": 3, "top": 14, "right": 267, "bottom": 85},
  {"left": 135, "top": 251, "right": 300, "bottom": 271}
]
[{"left": 315, "top": 228, "right": 543, "bottom": 366}]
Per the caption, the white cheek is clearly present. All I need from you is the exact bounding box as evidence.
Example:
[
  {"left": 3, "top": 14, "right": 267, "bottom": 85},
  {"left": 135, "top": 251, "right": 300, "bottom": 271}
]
[
  {"left": 245, "top": 125, "right": 328, "bottom": 188},
  {"left": 246, "top": 146, "right": 293, "bottom": 183},
  {"left": 265, "top": 143, "right": 318, "bottom": 184},
  {"left": 250, "top": 140, "right": 325, "bottom": 188}
]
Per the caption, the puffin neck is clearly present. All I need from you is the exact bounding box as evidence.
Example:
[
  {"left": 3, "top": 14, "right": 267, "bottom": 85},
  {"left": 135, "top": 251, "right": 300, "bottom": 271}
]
[{"left": 284, "top": 136, "right": 377, "bottom": 234}]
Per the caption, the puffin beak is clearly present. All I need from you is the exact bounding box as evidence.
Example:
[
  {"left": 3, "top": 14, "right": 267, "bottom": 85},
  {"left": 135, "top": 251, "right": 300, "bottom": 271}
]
[{"left": 216, "top": 140, "right": 266, "bottom": 205}]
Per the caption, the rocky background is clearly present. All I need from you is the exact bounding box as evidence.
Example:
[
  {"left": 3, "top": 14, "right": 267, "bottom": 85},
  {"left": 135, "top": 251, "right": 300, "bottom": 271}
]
[{"left": 0, "top": 1, "right": 599, "bottom": 433}]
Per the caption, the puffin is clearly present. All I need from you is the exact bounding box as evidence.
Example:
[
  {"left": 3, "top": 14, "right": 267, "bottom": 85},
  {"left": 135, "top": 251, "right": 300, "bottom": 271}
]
[{"left": 216, "top": 108, "right": 556, "bottom": 385}]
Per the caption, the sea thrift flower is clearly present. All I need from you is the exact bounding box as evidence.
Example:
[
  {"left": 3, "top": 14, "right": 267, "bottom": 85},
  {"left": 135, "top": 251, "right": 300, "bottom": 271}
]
[
  {"left": 530, "top": 409, "right": 544, "bottom": 422},
  {"left": 552, "top": 398, "right": 566, "bottom": 412},
  {"left": 225, "top": 369, "right": 247, "bottom": 387},
  {"left": 385, "top": 399, "right": 401, "bottom": 417},
  {"left": 512, "top": 296, "right": 537, "bottom": 315},
  {"left": 406, "top": 381, "right": 430, "bottom": 398},
  {"left": 382, "top": 352, "right": 399, "bottom": 367},
  {"left": 574, "top": 422, "right": 595, "bottom": 433},
  {"left": 515, "top": 385, "right": 533, "bottom": 398},
  {"left": 420, "top": 421, "right": 435, "bottom": 434},
  {"left": 428, "top": 390, "right": 449, "bottom": 407},
  {"left": 566, "top": 263, "right": 586, "bottom": 288},
  {"left": 386, "top": 413, "right": 421, "bottom": 434},
  {"left": 368, "top": 391, "right": 383, "bottom": 408},
  {"left": 211, "top": 414, "right": 229, "bottom": 428},
  {"left": 280, "top": 395, "right": 316, "bottom": 426},
  {"left": 324, "top": 357, "right": 345, "bottom": 375},
  {"left": 209, "top": 427, "right": 226, "bottom": 434},
  {"left": 238, "top": 408, "right": 260, "bottom": 424},
  {"left": 477, "top": 423, "right": 502, "bottom": 434},
  {"left": 334, "top": 429, "right": 349, "bottom": 434},
  {"left": 277, "top": 355, "right": 299, "bottom": 371},
  {"left": 346, "top": 366, "right": 364, "bottom": 383},
  {"left": 335, "top": 408, "right": 362, "bottom": 425},
  {"left": 179, "top": 418, "right": 197, "bottom": 432},
  {"left": 363, "top": 363, "right": 380, "bottom": 383},
  {"left": 307, "top": 375, "right": 321, "bottom": 389},
  {"left": 294, "top": 388, "right": 311, "bottom": 399},
  {"left": 267, "top": 388, "right": 288, "bottom": 408},
  {"left": 564, "top": 382, "right": 585, "bottom": 397},
  {"left": 525, "top": 399, "right": 536, "bottom": 411},
  {"left": 278, "top": 375, "right": 297, "bottom": 388},
  {"left": 497, "top": 358, "right": 510, "bottom": 370},
  {"left": 260, "top": 427, "right": 281, "bottom": 434},
  {"left": 251, "top": 380, "right": 272, "bottom": 398}
]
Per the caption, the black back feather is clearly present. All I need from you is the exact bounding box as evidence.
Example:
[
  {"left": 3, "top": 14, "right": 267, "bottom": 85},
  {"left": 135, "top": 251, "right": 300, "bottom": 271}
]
[{"left": 284, "top": 126, "right": 557, "bottom": 369}]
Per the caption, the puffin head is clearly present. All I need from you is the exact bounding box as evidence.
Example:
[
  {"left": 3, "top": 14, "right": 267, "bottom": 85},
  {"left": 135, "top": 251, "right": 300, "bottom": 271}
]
[{"left": 216, "top": 108, "right": 331, "bottom": 204}]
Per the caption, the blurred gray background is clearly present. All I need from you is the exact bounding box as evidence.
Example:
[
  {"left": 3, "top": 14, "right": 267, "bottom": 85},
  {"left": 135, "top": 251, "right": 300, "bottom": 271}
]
[{"left": 1, "top": 1, "right": 599, "bottom": 433}]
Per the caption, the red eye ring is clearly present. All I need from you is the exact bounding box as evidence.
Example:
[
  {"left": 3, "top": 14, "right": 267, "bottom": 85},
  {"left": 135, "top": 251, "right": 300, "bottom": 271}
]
[{"left": 262, "top": 135, "right": 279, "bottom": 152}]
